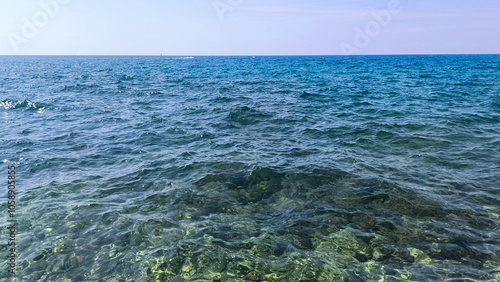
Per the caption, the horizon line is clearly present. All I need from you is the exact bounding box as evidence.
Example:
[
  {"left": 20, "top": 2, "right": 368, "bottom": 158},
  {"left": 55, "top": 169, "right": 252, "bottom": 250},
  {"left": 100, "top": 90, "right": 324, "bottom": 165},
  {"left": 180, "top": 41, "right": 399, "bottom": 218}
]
[{"left": 1, "top": 53, "right": 499, "bottom": 57}]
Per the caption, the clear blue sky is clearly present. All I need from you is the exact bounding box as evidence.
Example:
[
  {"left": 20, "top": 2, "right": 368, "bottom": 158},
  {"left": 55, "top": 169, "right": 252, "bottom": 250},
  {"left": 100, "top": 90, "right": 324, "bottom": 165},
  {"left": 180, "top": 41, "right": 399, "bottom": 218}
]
[{"left": 1, "top": 0, "right": 499, "bottom": 55}]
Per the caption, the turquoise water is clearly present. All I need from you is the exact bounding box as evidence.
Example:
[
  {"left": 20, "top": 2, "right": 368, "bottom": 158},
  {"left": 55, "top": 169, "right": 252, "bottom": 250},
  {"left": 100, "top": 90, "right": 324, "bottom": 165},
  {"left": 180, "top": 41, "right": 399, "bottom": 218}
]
[{"left": 1, "top": 55, "right": 500, "bottom": 281}]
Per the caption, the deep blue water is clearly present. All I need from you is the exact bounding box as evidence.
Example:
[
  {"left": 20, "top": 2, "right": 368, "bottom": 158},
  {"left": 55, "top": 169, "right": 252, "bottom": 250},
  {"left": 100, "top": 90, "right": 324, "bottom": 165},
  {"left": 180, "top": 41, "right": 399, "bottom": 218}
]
[{"left": 1, "top": 55, "right": 500, "bottom": 281}]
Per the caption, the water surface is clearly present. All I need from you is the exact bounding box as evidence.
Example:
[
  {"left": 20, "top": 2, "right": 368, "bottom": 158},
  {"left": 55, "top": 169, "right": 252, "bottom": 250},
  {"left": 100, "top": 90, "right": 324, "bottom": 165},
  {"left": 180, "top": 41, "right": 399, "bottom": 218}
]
[{"left": 1, "top": 55, "right": 500, "bottom": 281}]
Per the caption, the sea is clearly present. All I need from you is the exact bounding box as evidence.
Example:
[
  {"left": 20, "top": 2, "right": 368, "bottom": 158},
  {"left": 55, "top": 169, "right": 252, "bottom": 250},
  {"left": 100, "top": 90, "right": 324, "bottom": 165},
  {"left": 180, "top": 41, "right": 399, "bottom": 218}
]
[{"left": 1, "top": 55, "right": 499, "bottom": 281}]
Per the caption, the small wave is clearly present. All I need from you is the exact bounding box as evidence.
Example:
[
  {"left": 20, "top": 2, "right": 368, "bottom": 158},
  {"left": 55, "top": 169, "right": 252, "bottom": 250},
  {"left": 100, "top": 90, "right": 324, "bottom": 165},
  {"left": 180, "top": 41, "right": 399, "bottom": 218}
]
[
  {"left": 118, "top": 75, "right": 134, "bottom": 81},
  {"left": 227, "top": 106, "right": 273, "bottom": 126},
  {"left": 491, "top": 101, "right": 500, "bottom": 112},
  {"left": 146, "top": 91, "right": 163, "bottom": 95},
  {"left": 271, "top": 89, "right": 294, "bottom": 94},
  {"left": 172, "top": 56, "right": 194, "bottom": 60},
  {"left": 61, "top": 83, "right": 100, "bottom": 92},
  {"left": 1, "top": 98, "right": 44, "bottom": 111}
]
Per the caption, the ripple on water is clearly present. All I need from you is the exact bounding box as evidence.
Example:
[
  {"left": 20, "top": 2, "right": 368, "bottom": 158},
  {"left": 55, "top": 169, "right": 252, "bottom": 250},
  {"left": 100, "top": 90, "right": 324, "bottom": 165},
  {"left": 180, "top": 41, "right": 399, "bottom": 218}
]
[{"left": 1, "top": 55, "right": 499, "bottom": 281}]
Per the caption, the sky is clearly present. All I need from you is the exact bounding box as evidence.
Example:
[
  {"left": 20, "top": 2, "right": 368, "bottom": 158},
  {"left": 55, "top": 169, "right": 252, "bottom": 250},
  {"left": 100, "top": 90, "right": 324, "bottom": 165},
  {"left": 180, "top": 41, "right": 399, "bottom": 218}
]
[{"left": 0, "top": 0, "right": 499, "bottom": 55}]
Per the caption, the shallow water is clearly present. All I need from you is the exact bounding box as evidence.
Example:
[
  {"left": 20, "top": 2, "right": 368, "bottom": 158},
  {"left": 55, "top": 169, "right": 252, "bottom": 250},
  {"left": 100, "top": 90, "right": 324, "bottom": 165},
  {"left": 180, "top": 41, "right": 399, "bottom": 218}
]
[{"left": 1, "top": 55, "right": 500, "bottom": 281}]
